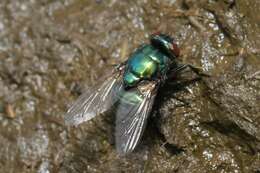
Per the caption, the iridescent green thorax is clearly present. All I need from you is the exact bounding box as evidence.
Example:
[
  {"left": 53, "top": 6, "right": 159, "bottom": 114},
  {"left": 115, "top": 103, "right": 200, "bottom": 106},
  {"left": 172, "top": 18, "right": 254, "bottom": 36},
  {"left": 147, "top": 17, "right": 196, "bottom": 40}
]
[{"left": 123, "top": 44, "right": 171, "bottom": 87}]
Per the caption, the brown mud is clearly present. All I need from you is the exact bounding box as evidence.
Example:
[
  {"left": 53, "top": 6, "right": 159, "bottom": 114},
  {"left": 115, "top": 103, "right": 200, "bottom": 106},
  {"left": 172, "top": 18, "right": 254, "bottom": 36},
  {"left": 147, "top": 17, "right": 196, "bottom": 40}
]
[{"left": 0, "top": 0, "right": 259, "bottom": 172}]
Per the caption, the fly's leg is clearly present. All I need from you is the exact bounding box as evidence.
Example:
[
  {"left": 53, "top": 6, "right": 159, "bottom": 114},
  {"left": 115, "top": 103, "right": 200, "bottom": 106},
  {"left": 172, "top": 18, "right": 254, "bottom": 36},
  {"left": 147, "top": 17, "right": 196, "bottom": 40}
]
[
  {"left": 184, "top": 64, "right": 210, "bottom": 77},
  {"left": 169, "top": 64, "right": 188, "bottom": 75},
  {"left": 169, "top": 63, "right": 210, "bottom": 78},
  {"left": 113, "top": 61, "right": 127, "bottom": 76},
  {"left": 110, "top": 60, "right": 127, "bottom": 71},
  {"left": 167, "top": 64, "right": 188, "bottom": 80},
  {"left": 166, "top": 64, "right": 209, "bottom": 108},
  {"left": 168, "top": 63, "right": 210, "bottom": 92}
]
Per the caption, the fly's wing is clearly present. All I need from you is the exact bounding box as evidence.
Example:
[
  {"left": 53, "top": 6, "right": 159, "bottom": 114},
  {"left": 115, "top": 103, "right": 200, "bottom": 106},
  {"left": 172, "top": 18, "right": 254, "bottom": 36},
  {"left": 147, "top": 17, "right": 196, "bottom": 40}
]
[
  {"left": 65, "top": 72, "right": 123, "bottom": 126},
  {"left": 115, "top": 81, "right": 158, "bottom": 154}
]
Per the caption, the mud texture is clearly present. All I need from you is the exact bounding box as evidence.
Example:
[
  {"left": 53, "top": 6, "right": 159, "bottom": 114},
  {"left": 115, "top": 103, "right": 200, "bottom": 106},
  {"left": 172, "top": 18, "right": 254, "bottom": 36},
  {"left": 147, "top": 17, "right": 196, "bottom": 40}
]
[{"left": 0, "top": 0, "right": 259, "bottom": 173}]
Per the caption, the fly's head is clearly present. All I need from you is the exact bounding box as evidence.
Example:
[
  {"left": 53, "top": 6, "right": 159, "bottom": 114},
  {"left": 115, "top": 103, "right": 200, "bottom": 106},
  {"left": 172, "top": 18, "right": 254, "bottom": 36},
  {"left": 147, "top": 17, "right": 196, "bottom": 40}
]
[{"left": 150, "top": 32, "right": 180, "bottom": 60}]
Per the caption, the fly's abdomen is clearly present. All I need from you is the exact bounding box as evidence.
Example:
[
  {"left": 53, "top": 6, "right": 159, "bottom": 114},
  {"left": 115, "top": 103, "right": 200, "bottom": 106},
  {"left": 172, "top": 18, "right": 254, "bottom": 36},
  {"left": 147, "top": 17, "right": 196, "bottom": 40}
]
[{"left": 124, "top": 72, "right": 140, "bottom": 87}]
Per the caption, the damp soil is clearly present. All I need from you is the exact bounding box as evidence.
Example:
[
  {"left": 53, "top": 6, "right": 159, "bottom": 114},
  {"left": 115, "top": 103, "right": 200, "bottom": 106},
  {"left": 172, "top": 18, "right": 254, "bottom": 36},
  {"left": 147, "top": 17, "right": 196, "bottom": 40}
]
[{"left": 0, "top": 0, "right": 259, "bottom": 173}]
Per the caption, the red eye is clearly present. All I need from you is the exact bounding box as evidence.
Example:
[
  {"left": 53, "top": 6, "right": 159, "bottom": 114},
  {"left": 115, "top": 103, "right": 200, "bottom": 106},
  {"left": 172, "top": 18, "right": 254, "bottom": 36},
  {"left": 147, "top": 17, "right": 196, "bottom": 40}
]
[
  {"left": 171, "top": 42, "right": 180, "bottom": 57},
  {"left": 151, "top": 31, "right": 161, "bottom": 36}
]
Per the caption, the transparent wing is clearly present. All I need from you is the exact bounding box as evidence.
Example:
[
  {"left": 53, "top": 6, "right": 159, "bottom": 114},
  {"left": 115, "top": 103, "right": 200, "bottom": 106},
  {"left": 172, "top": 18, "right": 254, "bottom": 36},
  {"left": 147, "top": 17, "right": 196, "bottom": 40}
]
[
  {"left": 65, "top": 72, "right": 123, "bottom": 126},
  {"left": 115, "top": 82, "right": 158, "bottom": 154}
]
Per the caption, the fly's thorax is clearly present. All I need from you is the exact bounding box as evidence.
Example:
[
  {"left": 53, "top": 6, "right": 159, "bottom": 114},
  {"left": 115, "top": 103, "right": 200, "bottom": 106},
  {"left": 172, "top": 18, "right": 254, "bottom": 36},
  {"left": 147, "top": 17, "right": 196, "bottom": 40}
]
[
  {"left": 123, "top": 44, "right": 172, "bottom": 87},
  {"left": 129, "top": 56, "right": 157, "bottom": 78}
]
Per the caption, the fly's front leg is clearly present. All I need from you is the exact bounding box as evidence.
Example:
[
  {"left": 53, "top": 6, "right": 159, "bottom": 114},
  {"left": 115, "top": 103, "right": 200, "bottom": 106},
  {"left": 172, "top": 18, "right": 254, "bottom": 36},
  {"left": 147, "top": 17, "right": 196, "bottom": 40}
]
[
  {"left": 170, "top": 63, "right": 210, "bottom": 78},
  {"left": 166, "top": 63, "right": 210, "bottom": 91},
  {"left": 167, "top": 64, "right": 188, "bottom": 80},
  {"left": 110, "top": 59, "right": 127, "bottom": 70},
  {"left": 109, "top": 62, "right": 127, "bottom": 80},
  {"left": 184, "top": 64, "right": 210, "bottom": 77}
]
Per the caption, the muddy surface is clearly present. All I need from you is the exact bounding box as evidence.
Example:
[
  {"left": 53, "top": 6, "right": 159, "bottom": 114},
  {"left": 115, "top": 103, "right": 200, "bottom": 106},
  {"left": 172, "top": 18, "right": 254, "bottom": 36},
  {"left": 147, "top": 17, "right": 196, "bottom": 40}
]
[{"left": 0, "top": 0, "right": 259, "bottom": 173}]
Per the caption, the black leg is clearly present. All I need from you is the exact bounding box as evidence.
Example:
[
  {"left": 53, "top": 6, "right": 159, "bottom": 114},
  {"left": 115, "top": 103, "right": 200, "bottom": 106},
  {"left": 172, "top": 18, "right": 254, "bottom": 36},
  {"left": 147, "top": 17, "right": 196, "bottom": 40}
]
[
  {"left": 112, "top": 61, "right": 128, "bottom": 74},
  {"left": 171, "top": 63, "right": 210, "bottom": 77},
  {"left": 185, "top": 64, "right": 210, "bottom": 77},
  {"left": 170, "top": 64, "right": 188, "bottom": 74},
  {"left": 167, "top": 64, "right": 187, "bottom": 80}
]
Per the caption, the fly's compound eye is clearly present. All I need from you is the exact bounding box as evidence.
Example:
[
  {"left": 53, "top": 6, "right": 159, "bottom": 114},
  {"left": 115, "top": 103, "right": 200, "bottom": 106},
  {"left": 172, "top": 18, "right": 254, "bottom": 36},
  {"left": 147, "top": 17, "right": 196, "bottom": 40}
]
[
  {"left": 170, "top": 41, "right": 180, "bottom": 58},
  {"left": 150, "top": 33, "right": 180, "bottom": 58},
  {"left": 151, "top": 31, "right": 161, "bottom": 37}
]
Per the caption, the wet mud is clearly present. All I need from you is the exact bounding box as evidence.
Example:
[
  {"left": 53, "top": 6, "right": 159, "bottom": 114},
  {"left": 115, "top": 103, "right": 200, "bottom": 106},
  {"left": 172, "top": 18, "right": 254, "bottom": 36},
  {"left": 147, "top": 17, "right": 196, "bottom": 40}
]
[{"left": 0, "top": 0, "right": 259, "bottom": 172}]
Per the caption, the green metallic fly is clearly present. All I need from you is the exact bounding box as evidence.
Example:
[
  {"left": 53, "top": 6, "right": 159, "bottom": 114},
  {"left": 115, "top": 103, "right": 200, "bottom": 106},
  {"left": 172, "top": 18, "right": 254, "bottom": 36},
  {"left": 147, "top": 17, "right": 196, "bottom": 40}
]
[{"left": 65, "top": 33, "right": 206, "bottom": 154}]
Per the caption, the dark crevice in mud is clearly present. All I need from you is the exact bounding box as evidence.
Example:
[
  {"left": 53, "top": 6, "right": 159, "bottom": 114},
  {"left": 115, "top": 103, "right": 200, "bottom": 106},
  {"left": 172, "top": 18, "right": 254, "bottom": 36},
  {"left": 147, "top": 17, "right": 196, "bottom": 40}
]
[
  {"left": 69, "top": 82, "right": 86, "bottom": 96},
  {"left": 227, "top": 0, "right": 236, "bottom": 9},
  {"left": 148, "top": 117, "right": 185, "bottom": 156},
  {"left": 0, "top": 66, "right": 28, "bottom": 87},
  {"left": 181, "top": 0, "right": 190, "bottom": 10},
  {"left": 56, "top": 38, "right": 72, "bottom": 44},
  {"left": 163, "top": 142, "right": 185, "bottom": 156},
  {"left": 1, "top": 0, "right": 259, "bottom": 172},
  {"left": 202, "top": 121, "right": 259, "bottom": 155},
  {"left": 101, "top": 109, "right": 117, "bottom": 145}
]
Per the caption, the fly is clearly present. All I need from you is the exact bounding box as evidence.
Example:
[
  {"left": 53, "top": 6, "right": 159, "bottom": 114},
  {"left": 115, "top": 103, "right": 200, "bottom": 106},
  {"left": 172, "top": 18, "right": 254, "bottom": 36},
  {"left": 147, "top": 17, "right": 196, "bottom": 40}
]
[{"left": 64, "top": 33, "right": 208, "bottom": 154}]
